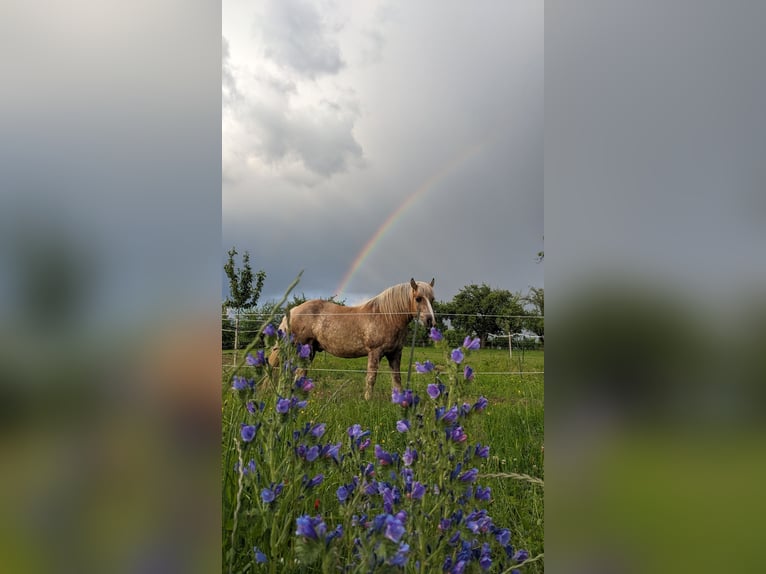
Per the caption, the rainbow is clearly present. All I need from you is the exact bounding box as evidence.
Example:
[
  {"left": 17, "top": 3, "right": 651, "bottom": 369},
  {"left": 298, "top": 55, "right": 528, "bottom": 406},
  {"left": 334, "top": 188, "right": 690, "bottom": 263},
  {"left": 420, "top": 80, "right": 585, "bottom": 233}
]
[{"left": 335, "top": 142, "right": 483, "bottom": 298}]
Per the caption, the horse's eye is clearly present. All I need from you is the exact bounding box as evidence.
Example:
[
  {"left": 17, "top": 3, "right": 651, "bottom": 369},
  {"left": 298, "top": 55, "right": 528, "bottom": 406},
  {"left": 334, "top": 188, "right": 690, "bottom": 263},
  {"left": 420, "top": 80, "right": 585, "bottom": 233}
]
[{"left": 415, "top": 296, "right": 423, "bottom": 303}]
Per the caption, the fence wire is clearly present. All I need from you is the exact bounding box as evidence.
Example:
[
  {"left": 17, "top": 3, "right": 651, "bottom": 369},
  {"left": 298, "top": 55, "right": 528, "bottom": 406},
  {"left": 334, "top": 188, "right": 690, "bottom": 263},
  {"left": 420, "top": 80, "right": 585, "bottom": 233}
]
[
  {"left": 222, "top": 312, "right": 543, "bottom": 319},
  {"left": 223, "top": 310, "right": 544, "bottom": 377}
]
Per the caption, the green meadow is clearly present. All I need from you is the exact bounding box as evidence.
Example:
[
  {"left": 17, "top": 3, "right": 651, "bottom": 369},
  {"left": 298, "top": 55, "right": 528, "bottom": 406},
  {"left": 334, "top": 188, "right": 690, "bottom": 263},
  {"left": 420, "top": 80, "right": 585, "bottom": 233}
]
[{"left": 222, "top": 346, "right": 544, "bottom": 572}]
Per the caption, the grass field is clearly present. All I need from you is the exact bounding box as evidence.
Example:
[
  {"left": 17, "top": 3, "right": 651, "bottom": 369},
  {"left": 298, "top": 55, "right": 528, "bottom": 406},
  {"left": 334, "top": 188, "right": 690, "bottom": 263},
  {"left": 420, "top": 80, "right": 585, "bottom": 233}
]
[{"left": 222, "top": 344, "right": 544, "bottom": 572}]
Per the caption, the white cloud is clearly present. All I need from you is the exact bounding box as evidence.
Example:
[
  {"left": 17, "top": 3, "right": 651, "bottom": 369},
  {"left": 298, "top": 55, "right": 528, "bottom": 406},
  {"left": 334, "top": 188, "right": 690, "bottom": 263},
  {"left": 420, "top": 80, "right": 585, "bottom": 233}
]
[{"left": 223, "top": 1, "right": 364, "bottom": 184}]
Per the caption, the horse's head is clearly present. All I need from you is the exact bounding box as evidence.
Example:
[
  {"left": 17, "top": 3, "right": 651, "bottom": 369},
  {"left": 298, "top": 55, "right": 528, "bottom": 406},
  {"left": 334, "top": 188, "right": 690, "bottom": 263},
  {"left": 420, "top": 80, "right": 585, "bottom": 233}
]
[{"left": 409, "top": 277, "right": 436, "bottom": 328}]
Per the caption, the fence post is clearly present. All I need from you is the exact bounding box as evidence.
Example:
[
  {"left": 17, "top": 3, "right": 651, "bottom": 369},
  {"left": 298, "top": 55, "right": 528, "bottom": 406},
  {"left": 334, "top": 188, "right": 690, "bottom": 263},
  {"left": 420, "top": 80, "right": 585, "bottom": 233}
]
[{"left": 233, "top": 313, "right": 239, "bottom": 366}]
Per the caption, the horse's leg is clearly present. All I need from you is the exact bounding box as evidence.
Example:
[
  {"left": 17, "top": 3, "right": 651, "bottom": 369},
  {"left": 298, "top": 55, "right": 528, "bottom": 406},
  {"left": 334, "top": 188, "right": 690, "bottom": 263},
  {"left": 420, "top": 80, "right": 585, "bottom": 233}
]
[
  {"left": 365, "top": 352, "right": 381, "bottom": 401},
  {"left": 386, "top": 349, "right": 403, "bottom": 395}
]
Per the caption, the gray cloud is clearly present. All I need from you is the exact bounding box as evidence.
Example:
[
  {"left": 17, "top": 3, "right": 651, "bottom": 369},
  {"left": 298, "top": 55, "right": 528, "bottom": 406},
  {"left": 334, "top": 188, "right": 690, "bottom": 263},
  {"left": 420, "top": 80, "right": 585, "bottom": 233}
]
[
  {"left": 259, "top": 0, "right": 344, "bottom": 78},
  {"left": 224, "top": 1, "right": 543, "bottom": 303},
  {"left": 224, "top": 76, "right": 363, "bottom": 182},
  {"left": 222, "top": 36, "right": 238, "bottom": 105},
  {"left": 223, "top": 2, "right": 363, "bottom": 182}
]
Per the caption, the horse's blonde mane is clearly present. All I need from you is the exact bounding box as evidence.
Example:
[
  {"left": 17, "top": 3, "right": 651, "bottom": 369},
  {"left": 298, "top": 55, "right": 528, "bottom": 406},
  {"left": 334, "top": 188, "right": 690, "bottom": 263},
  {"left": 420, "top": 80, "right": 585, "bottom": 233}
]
[{"left": 365, "top": 282, "right": 433, "bottom": 322}]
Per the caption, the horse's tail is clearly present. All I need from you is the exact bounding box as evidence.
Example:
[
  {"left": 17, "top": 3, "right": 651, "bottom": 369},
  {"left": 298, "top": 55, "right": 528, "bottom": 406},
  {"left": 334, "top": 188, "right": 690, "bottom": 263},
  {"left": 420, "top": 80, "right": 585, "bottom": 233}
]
[{"left": 268, "top": 313, "right": 290, "bottom": 368}]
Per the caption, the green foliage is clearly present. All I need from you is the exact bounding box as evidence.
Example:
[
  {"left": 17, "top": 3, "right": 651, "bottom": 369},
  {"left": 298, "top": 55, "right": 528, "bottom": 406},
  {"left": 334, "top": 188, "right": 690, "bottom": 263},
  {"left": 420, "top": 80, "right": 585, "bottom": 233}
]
[
  {"left": 223, "top": 247, "right": 267, "bottom": 350},
  {"left": 442, "top": 283, "right": 527, "bottom": 345},
  {"left": 224, "top": 247, "right": 266, "bottom": 310},
  {"left": 523, "top": 287, "right": 544, "bottom": 337}
]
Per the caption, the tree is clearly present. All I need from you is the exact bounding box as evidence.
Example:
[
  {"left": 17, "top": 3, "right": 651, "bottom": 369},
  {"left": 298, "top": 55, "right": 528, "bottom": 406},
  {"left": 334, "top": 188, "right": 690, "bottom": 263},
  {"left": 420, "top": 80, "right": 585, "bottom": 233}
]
[
  {"left": 523, "top": 286, "right": 544, "bottom": 337},
  {"left": 223, "top": 247, "right": 266, "bottom": 353},
  {"left": 445, "top": 284, "right": 526, "bottom": 347}
]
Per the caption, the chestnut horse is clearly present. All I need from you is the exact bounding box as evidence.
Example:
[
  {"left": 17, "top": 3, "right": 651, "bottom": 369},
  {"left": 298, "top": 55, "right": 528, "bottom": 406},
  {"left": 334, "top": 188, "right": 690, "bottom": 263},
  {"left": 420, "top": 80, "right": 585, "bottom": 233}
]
[{"left": 269, "top": 278, "right": 435, "bottom": 400}]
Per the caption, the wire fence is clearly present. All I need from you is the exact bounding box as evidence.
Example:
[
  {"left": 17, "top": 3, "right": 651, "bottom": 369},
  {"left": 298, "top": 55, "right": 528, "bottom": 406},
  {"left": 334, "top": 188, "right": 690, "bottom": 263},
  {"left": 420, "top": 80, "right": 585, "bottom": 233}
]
[
  {"left": 222, "top": 310, "right": 544, "bottom": 377},
  {"left": 222, "top": 312, "right": 543, "bottom": 319}
]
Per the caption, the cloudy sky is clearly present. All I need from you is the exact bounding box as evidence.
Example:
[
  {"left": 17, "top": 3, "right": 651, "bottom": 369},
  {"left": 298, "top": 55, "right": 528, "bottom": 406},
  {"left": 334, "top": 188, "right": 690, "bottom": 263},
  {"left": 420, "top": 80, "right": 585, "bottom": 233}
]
[{"left": 223, "top": 0, "right": 542, "bottom": 305}]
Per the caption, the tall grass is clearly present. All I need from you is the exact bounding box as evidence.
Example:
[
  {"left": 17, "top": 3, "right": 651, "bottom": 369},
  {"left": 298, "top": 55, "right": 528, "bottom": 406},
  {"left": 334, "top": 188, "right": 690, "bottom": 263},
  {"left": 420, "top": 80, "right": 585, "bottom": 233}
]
[{"left": 222, "top": 325, "right": 543, "bottom": 572}]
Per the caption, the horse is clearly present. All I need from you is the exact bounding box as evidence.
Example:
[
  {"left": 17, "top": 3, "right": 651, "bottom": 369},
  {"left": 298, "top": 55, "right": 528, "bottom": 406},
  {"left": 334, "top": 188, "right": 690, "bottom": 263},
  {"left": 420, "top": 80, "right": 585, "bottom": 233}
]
[{"left": 269, "top": 278, "right": 436, "bottom": 400}]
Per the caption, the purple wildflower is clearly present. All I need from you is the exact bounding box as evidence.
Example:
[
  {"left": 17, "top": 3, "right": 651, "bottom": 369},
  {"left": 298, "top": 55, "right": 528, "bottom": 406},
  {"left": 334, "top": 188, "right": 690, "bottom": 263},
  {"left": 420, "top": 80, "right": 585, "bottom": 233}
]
[
  {"left": 396, "top": 419, "right": 411, "bottom": 433},
  {"left": 450, "top": 462, "right": 463, "bottom": 481},
  {"left": 244, "top": 459, "right": 256, "bottom": 476},
  {"left": 463, "top": 336, "right": 481, "bottom": 350},
  {"left": 295, "top": 376, "right": 315, "bottom": 392},
  {"left": 298, "top": 344, "right": 311, "bottom": 359},
  {"left": 411, "top": 481, "right": 426, "bottom": 500},
  {"left": 450, "top": 348, "right": 464, "bottom": 364},
  {"left": 403, "top": 447, "right": 418, "bottom": 466},
  {"left": 392, "top": 388, "right": 416, "bottom": 407},
  {"left": 458, "top": 468, "right": 479, "bottom": 483},
  {"left": 389, "top": 542, "right": 410, "bottom": 567},
  {"left": 415, "top": 360, "right": 435, "bottom": 373},
  {"left": 337, "top": 485, "right": 349, "bottom": 502},
  {"left": 347, "top": 424, "right": 364, "bottom": 439},
  {"left": 240, "top": 424, "right": 256, "bottom": 442},
  {"left": 441, "top": 405, "right": 459, "bottom": 424},
  {"left": 290, "top": 397, "right": 308, "bottom": 410},
  {"left": 364, "top": 482, "right": 378, "bottom": 496},
  {"left": 358, "top": 438, "right": 371, "bottom": 451},
  {"left": 383, "top": 487, "right": 396, "bottom": 513},
  {"left": 305, "top": 445, "right": 320, "bottom": 462},
  {"left": 261, "top": 488, "right": 275, "bottom": 503},
  {"left": 479, "top": 552, "right": 492, "bottom": 570},
  {"left": 310, "top": 423, "right": 326, "bottom": 438},
  {"left": 276, "top": 397, "right": 290, "bottom": 414},
  {"left": 429, "top": 327, "right": 443, "bottom": 341},
  {"left": 463, "top": 365, "right": 474, "bottom": 381},
  {"left": 263, "top": 323, "right": 277, "bottom": 337},
  {"left": 374, "top": 445, "right": 394, "bottom": 466},
  {"left": 427, "top": 383, "right": 441, "bottom": 399},
  {"left": 305, "top": 474, "right": 324, "bottom": 489},
  {"left": 322, "top": 442, "right": 342, "bottom": 463},
  {"left": 475, "top": 444, "right": 490, "bottom": 458},
  {"left": 325, "top": 524, "right": 343, "bottom": 545},
  {"left": 246, "top": 350, "right": 266, "bottom": 367},
  {"left": 475, "top": 485, "right": 492, "bottom": 501},
  {"left": 449, "top": 426, "right": 468, "bottom": 443},
  {"left": 474, "top": 396, "right": 488, "bottom": 412},
  {"left": 253, "top": 546, "right": 268, "bottom": 563},
  {"left": 232, "top": 376, "right": 249, "bottom": 391},
  {"left": 467, "top": 513, "right": 493, "bottom": 534},
  {"left": 513, "top": 549, "right": 529, "bottom": 563},
  {"left": 295, "top": 515, "right": 326, "bottom": 541},
  {"left": 495, "top": 528, "right": 510, "bottom": 546},
  {"left": 384, "top": 514, "right": 406, "bottom": 543}
]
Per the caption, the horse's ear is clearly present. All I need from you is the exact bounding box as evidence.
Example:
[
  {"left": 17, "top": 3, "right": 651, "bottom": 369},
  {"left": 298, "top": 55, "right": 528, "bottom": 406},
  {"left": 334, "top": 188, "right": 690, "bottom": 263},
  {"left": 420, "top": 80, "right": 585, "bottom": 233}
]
[
  {"left": 430, "top": 278, "right": 435, "bottom": 287},
  {"left": 410, "top": 278, "right": 418, "bottom": 291}
]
